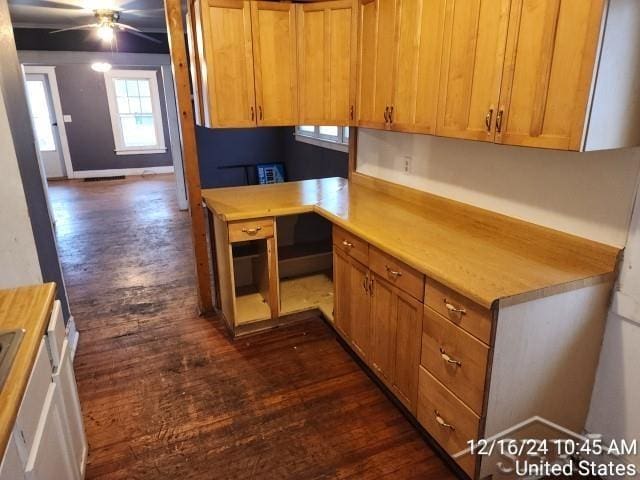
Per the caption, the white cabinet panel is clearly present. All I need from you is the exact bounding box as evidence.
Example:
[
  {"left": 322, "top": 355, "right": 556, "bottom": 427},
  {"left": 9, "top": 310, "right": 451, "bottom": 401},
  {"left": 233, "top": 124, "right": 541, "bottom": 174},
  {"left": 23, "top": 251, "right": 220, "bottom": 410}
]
[
  {"left": 0, "top": 432, "right": 27, "bottom": 480},
  {"left": 46, "top": 300, "right": 64, "bottom": 369},
  {"left": 53, "top": 338, "right": 87, "bottom": 478},
  {"left": 25, "top": 383, "right": 78, "bottom": 480},
  {"left": 15, "top": 340, "right": 51, "bottom": 459}
]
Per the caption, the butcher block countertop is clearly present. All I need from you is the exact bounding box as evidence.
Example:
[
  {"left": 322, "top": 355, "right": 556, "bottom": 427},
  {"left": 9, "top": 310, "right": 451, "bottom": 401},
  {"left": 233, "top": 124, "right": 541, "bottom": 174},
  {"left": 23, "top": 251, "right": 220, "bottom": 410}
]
[
  {"left": 0, "top": 283, "right": 56, "bottom": 454},
  {"left": 202, "top": 177, "right": 620, "bottom": 309}
]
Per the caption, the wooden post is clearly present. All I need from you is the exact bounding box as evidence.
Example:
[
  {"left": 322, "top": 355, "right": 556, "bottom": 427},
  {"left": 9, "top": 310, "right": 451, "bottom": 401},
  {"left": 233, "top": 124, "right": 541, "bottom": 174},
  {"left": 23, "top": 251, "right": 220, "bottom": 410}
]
[{"left": 164, "top": 0, "right": 213, "bottom": 314}]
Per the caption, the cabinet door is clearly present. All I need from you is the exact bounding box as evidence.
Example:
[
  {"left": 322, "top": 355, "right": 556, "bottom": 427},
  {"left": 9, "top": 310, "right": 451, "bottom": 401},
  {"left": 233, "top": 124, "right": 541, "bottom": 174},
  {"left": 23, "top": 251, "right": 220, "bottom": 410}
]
[
  {"left": 370, "top": 275, "right": 397, "bottom": 383},
  {"left": 0, "top": 432, "right": 26, "bottom": 480},
  {"left": 348, "top": 258, "right": 371, "bottom": 359},
  {"left": 297, "top": 0, "right": 357, "bottom": 126},
  {"left": 251, "top": 1, "right": 299, "bottom": 126},
  {"left": 392, "top": 289, "right": 422, "bottom": 412},
  {"left": 25, "top": 383, "right": 78, "bottom": 480},
  {"left": 53, "top": 339, "right": 87, "bottom": 479},
  {"left": 495, "top": 0, "right": 605, "bottom": 150},
  {"left": 333, "top": 249, "right": 352, "bottom": 337},
  {"left": 390, "top": 0, "right": 446, "bottom": 134},
  {"left": 199, "top": 0, "right": 257, "bottom": 127},
  {"left": 357, "top": 0, "right": 397, "bottom": 129},
  {"left": 436, "top": 0, "right": 511, "bottom": 141}
]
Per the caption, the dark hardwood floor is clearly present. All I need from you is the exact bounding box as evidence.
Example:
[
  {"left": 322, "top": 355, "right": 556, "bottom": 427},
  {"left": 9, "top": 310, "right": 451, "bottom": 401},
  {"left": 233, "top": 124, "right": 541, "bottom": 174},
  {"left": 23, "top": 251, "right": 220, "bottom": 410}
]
[{"left": 47, "top": 174, "right": 458, "bottom": 480}]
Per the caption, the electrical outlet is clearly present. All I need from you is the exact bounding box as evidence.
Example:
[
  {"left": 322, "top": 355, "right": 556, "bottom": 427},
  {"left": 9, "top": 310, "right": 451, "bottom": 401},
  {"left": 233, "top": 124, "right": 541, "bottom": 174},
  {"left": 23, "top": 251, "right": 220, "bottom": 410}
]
[{"left": 403, "top": 155, "right": 412, "bottom": 174}]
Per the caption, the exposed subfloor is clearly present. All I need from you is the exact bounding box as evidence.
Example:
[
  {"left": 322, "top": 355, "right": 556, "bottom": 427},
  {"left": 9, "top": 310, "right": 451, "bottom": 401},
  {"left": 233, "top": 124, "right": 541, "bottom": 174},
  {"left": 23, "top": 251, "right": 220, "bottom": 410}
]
[{"left": 47, "top": 174, "right": 458, "bottom": 480}]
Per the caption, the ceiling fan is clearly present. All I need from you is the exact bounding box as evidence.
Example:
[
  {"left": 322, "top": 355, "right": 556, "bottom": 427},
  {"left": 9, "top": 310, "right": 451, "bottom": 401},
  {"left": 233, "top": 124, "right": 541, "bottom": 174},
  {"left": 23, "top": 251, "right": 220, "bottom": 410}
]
[{"left": 50, "top": 8, "right": 163, "bottom": 44}]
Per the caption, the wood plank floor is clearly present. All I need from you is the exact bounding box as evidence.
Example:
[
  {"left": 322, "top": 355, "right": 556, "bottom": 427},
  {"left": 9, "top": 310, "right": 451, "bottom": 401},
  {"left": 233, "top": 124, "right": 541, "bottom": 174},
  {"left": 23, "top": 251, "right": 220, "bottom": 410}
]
[{"left": 48, "top": 174, "right": 458, "bottom": 480}]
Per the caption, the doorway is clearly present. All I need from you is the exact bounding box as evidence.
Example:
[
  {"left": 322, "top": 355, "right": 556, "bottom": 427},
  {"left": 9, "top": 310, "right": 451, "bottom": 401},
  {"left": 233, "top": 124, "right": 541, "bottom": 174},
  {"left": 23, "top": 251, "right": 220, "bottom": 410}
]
[{"left": 23, "top": 66, "right": 73, "bottom": 179}]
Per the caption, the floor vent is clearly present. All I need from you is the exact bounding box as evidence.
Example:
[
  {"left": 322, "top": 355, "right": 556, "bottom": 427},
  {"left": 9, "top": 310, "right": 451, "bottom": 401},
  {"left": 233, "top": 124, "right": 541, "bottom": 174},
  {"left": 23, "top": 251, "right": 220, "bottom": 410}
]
[{"left": 83, "top": 176, "right": 126, "bottom": 182}]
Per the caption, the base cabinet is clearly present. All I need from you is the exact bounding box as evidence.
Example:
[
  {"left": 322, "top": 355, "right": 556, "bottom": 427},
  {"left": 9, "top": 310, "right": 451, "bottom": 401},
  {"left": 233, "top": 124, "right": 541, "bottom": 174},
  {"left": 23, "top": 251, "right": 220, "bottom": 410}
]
[
  {"left": 1, "top": 301, "right": 86, "bottom": 480},
  {"left": 333, "top": 229, "right": 423, "bottom": 414}
]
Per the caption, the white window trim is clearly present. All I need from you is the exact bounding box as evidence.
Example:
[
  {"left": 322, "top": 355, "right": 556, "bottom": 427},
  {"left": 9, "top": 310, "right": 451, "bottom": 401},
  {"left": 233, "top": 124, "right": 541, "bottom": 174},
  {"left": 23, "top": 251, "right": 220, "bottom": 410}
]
[
  {"left": 295, "top": 126, "right": 349, "bottom": 153},
  {"left": 104, "top": 69, "right": 167, "bottom": 155}
]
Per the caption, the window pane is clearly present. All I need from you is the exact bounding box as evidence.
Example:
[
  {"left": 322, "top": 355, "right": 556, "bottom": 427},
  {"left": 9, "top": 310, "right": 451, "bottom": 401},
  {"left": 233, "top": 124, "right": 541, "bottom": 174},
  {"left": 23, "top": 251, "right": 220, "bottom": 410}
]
[
  {"left": 140, "top": 97, "right": 152, "bottom": 114},
  {"left": 115, "top": 79, "right": 128, "bottom": 97},
  {"left": 138, "top": 79, "right": 151, "bottom": 96},
  {"left": 299, "top": 125, "right": 315, "bottom": 133},
  {"left": 343, "top": 127, "right": 349, "bottom": 140},
  {"left": 319, "top": 126, "right": 338, "bottom": 137},
  {"left": 125, "top": 79, "right": 139, "bottom": 96},
  {"left": 116, "top": 96, "right": 130, "bottom": 114},
  {"left": 25, "top": 80, "right": 56, "bottom": 152},
  {"left": 120, "top": 114, "right": 157, "bottom": 147},
  {"left": 129, "top": 97, "right": 142, "bottom": 113}
]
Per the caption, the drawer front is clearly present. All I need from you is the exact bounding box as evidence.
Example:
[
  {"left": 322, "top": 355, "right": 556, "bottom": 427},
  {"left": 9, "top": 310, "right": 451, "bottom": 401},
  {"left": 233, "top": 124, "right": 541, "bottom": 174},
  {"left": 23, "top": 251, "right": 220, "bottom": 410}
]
[
  {"left": 417, "top": 367, "right": 479, "bottom": 478},
  {"left": 425, "top": 279, "right": 493, "bottom": 344},
  {"left": 369, "top": 247, "right": 424, "bottom": 301},
  {"left": 422, "top": 306, "right": 489, "bottom": 415},
  {"left": 46, "top": 300, "right": 65, "bottom": 369},
  {"left": 332, "top": 226, "right": 369, "bottom": 265},
  {"left": 228, "top": 218, "right": 274, "bottom": 243}
]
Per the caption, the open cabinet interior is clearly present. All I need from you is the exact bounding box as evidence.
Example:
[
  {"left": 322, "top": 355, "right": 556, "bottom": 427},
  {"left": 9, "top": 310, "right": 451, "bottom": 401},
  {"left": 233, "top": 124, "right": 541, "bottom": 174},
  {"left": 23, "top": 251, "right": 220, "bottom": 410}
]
[
  {"left": 232, "top": 238, "right": 273, "bottom": 325},
  {"left": 277, "top": 214, "right": 334, "bottom": 320}
]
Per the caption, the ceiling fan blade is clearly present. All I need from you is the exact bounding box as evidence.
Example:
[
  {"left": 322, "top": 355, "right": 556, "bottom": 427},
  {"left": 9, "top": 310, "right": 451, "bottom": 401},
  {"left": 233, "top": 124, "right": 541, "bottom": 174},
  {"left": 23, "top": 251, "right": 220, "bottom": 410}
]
[
  {"left": 121, "top": 8, "right": 165, "bottom": 17},
  {"left": 114, "top": 21, "right": 141, "bottom": 32},
  {"left": 120, "top": 28, "right": 163, "bottom": 45},
  {"left": 49, "top": 23, "right": 99, "bottom": 34},
  {"left": 17, "top": 0, "right": 86, "bottom": 10}
]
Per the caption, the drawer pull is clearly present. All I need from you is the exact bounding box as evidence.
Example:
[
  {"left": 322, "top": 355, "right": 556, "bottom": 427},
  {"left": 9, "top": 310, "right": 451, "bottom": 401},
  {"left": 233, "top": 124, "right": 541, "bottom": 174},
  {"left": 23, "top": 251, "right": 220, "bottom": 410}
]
[
  {"left": 241, "top": 226, "right": 262, "bottom": 235},
  {"left": 342, "top": 240, "right": 354, "bottom": 248},
  {"left": 434, "top": 410, "right": 456, "bottom": 431},
  {"left": 439, "top": 347, "right": 462, "bottom": 368},
  {"left": 444, "top": 299, "right": 466, "bottom": 315},
  {"left": 385, "top": 265, "right": 402, "bottom": 277}
]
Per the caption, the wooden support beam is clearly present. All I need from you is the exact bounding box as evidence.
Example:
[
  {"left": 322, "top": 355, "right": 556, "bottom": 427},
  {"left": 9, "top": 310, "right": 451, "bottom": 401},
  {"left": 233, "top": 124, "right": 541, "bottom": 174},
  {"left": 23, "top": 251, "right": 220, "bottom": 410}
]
[{"left": 164, "top": 0, "right": 213, "bottom": 314}]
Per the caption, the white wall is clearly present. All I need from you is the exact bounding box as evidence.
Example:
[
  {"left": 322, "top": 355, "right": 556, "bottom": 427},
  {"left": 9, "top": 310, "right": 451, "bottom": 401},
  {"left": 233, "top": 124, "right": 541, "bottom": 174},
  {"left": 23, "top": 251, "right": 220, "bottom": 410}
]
[
  {"left": 357, "top": 129, "right": 640, "bottom": 247},
  {"left": 0, "top": 88, "right": 42, "bottom": 288},
  {"left": 357, "top": 128, "right": 640, "bottom": 473}
]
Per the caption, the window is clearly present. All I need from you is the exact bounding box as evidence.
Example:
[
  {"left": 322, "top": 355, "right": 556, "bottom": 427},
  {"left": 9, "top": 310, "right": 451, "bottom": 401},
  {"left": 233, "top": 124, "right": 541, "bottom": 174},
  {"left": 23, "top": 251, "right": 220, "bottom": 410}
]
[
  {"left": 295, "top": 125, "right": 350, "bottom": 152},
  {"left": 104, "top": 70, "right": 166, "bottom": 155}
]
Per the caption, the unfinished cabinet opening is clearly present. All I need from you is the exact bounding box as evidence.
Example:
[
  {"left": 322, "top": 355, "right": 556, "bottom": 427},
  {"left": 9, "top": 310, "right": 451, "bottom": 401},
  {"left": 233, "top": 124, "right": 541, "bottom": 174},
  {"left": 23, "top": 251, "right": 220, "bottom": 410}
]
[
  {"left": 276, "top": 214, "right": 334, "bottom": 319},
  {"left": 232, "top": 238, "right": 274, "bottom": 325}
]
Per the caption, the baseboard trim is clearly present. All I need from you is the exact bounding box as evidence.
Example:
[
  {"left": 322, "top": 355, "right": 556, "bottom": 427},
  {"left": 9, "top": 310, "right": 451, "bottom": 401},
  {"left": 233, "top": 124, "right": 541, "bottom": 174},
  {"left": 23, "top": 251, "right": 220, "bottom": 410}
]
[
  {"left": 72, "top": 166, "right": 174, "bottom": 179},
  {"left": 66, "top": 315, "right": 80, "bottom": 361}
]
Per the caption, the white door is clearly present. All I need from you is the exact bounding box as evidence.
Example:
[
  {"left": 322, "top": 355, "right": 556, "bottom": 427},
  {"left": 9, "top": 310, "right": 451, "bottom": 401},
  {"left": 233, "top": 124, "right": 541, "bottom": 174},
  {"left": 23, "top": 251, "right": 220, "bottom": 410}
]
[{"left": 25, "top": 74, "right": 66, "bottom": 179}]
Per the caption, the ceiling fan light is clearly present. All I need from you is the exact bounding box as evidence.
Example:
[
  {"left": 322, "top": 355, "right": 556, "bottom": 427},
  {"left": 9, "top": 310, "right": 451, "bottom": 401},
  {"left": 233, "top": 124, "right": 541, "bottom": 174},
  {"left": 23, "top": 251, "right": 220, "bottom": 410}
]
[
  {"left": 91, "top": 62, "right": 112, "bottom": 73},
  {"left": 97, "top": 24, "right": 114, "bottom": 42}
]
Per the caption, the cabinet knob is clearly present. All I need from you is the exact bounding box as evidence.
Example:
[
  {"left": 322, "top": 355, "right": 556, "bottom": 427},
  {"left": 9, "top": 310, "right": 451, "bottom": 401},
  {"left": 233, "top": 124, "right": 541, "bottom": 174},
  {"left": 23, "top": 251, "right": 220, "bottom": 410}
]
[
  {"left": 385, "top": 265, "right": 402, "bottom": 277},
  {"left": 485, "top": 108, "right": 494, "bottom": 132},
  {"left": 439, "top": 347, "right": 462, "bottom": 368},
  {"left": 241, "top": 226, "right": 262, "bottom": 235},
  {"left": 444, "top": 299, "right": 466, "bottom": 315},
  {"left": 434, "top": 410, "right": 456, "bottom": 431},
  {"left": 496, "top": 108, "right": 504, "bottom": 133}
]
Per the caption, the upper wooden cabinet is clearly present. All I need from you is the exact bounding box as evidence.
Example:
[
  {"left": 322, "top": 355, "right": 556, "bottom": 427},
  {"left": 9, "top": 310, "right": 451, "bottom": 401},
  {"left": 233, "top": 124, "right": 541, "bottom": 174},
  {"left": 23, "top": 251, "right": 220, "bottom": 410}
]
[
  {"left": 193, "top": 0, "right": 298, "bottom": 128},
  {"left": 436, "top": 0, "right": 511, "bottom": 142},
  {"left": 251, "top": 1, "right": 299, "bottom": 126},
  {"left": 197, "top": 0, "right": 257, "bottom": 128},
  {"left": 357, "top": 0, "right": 447, "bottom": 134},
  {"left": 357, "top": 0, "right": 397, "bottom": 129},
  {"left": 297, "top": 0, "right": 358, "bottom": 125},
  {"left": 495, "top": 0, "right": 605, "bottom": 150}
]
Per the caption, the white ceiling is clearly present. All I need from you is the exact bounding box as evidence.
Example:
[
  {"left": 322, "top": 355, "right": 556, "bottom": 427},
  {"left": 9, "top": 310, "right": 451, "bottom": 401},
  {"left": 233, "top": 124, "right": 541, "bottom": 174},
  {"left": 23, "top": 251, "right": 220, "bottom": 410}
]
[{"left": 8, "top": 0, "right": 168, "bottom": 31}]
